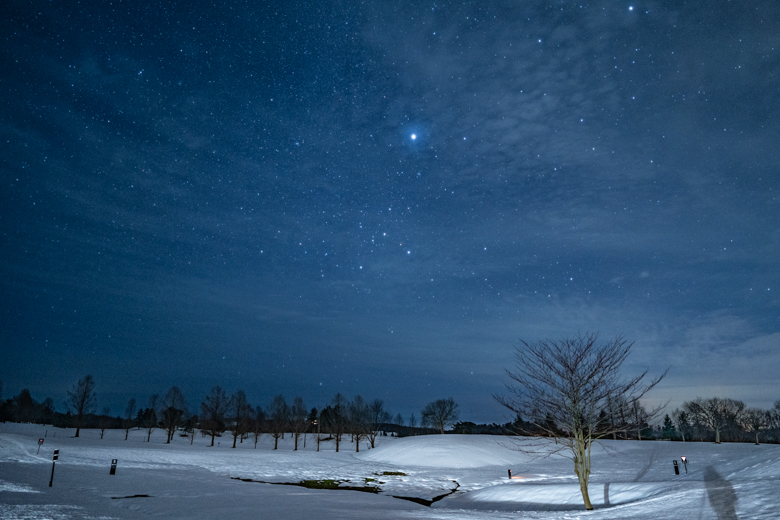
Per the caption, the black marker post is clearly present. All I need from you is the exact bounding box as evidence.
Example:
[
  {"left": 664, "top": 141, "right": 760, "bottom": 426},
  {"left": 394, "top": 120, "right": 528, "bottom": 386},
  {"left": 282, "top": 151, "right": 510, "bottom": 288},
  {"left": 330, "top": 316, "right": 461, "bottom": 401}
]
[{"left": 49, "top": 449, "right": 59, "bottom": 487}]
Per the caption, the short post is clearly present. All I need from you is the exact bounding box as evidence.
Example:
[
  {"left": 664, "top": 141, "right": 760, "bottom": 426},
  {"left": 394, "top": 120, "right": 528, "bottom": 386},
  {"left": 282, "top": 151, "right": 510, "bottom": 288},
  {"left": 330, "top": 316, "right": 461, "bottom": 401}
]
[
  {"left": 508, "top": 469, "right": 512, "bottom": 479},
  {"left": 49, "top": 449, "right": 59, "bottom": 487},
  {"left": 673, "top": 459, "right": 679, "bottom": 475},
  {"left": 110, "top": 459, "right": 118, "bottom": 475},
  {"left": 681, "top": 456, "right": 688, "bottom": 474},
  {"left": 37, "top": 438, "right": 44, "bottom": 454}
]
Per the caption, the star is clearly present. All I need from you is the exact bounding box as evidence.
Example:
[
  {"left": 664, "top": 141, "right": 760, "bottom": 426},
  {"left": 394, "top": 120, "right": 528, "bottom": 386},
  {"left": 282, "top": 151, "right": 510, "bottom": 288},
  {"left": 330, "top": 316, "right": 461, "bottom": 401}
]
[{"left": 411, "top": 134, "right": 417, "bottom": 140}]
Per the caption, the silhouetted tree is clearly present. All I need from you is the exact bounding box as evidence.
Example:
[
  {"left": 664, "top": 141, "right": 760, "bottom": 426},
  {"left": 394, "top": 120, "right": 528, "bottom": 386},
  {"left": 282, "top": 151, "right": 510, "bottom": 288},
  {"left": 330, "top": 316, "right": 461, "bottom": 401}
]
[
  {"left": 252, "top": 406, "right": 265, "bottom": 448},
  {"left": 421, "top": 398, "right": 460, "bottom": 434},
  {"left": 740, "top": 408, "right": 769, "bottom": 445},
  {"left": 13, "top": 389, "right": 37, "bottom": 423},
  {"left": 67, "top": 375, "right": 97, "bottom": 438},
  {"left": 143, "top": 395, "right": 159, "bottom": 442},
  {"left": 661, "top": 414, "right": 676, "bottom": 439},
  {"left": 227, "top": 390, "right": 252, "bottom": 448},
  {"left": 201, "top": 386, "right": 228, "bottom": 447},
  {"left": 495, "top": 333, "right": 666, "bottom": 511},
  {"left": 268, "top": 395, "right": 290, "bottom": 450},
  {"left": 672, "top": 409, "right": 692, "bottom": 441},
  {"left": 183, "top": 414, "right": 198, "bottom": 445},
  {"left": 349, "top": 395, "right": 370, "bottom": 452},
  {"left": 329, "top": 393, "right": 349, "bottom": 452},
  {"left": 290, "top": 397, "right": 307, "bottom": 451},
  {"left": 160, "top": 387, "right": 187, "bottom": 443},
  {"left": 123, "top": 399, "right": 136, "bottom": 440},
  {"left": 683, "top": 397, "right": 745, "bottom": 444},
  {"left": 368, "top": 399, "right": 391, "bottom": 447},
  {"left": 98, "top": 407, "right": 112, "bottom": 439},
  {"left": 42, "top": 398, "right": 55, "bottom": 425}
]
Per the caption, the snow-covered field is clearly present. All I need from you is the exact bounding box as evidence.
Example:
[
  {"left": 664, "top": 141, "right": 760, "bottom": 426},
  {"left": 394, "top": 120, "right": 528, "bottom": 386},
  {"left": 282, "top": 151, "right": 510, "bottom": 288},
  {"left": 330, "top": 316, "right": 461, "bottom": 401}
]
[{"left": 1, "top": 423, "right": 778, "bottom": 519}]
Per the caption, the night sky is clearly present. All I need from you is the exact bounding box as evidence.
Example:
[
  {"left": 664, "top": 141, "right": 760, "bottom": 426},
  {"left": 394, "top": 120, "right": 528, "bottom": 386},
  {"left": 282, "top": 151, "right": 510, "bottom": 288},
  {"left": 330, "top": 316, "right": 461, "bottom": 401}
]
[{"left": 2, "top": 1, "right": 779, "bottom": 423}]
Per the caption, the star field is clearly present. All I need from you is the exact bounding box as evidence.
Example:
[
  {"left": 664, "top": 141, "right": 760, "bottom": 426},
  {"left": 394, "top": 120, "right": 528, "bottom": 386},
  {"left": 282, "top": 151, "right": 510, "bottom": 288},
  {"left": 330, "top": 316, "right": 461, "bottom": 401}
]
[{"left": 1, "top": 1, "right": 779, "bottom": 420}]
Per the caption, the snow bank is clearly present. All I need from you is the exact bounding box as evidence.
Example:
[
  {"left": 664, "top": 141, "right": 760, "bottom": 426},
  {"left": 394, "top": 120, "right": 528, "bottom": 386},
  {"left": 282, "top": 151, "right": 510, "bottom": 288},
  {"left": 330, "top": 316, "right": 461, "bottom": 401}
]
[{"left": 359, "top": 435, "right": 537, "bottom": 468}]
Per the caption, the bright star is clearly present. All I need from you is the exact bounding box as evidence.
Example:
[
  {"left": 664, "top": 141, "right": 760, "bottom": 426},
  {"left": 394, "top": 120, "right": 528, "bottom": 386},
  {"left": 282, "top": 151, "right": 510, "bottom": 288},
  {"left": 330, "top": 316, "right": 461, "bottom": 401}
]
[
  {"left": 411, "top": 134, "right": 417, "bottom": 140},
  {"left": 629, "top": 6, "right": 634, "bottom": 10}
]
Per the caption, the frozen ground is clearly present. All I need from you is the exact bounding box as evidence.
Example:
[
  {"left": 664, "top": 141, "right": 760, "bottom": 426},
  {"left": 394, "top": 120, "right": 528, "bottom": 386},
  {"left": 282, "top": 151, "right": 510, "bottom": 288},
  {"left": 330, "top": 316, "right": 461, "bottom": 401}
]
[{"left": 1, "top": 423, "right": 778, "bottom": 519}]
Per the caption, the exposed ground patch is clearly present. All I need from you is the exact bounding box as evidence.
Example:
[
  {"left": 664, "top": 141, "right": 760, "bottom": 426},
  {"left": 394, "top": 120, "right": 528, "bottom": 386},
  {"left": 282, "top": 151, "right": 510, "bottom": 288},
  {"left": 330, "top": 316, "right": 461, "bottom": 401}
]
[
  {"left": 231, "top": 477, "right": 378, "bottom": 494},
  {"left": 232, "top": 476, "right": 459, "bottom": 506},
  {"left": 392, "top": 481, "right": 460, "bottom": 507}
]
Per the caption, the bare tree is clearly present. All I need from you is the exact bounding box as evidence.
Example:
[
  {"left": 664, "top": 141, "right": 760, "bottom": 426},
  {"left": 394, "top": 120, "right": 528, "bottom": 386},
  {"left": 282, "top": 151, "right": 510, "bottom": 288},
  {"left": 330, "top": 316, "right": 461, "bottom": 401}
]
[
  {"left": 143, "top": 394, "right": 159, "bottom": 442},
  {"left": 368, "top": 399, "right": 391, "bottom": 447},
  {"left": 740, "top": 408, "right": 769, "bottom": 445},
  {"left": 123, "top": 398, "right": 136, "bottom": 440},
  {"left": 227, "top": 390, "right": 252, "bottom": 448},
  {"left": 421, "top": 398, "right": 460, "bottom": 434},
  {"left": 408, "top": 413, "right": 417, "bottom": 435},
  {"left": 67, "top": 375, "right": 97, "bottom": 438},
  {"left": 42, "top": 398, "right": 55, "bottom": 425},
  {"left": 683, "top": 397, "right": 745, "bottom": 444},
  {"left": 330, "top": 393, "right": 349, "bottom": 452},
  {"left": 268, "top": 395, "right": 290, "bottom": 450},
  {"left": 629, "top": 401, "right": 651, "bottom": 440},
  {"left": 349, "top": 395, "right": 371, "bottom": 452},
  {"left": 251, "top": 406, "right": 265, "bottom": 448},
  {"left": 290, "top": 397, "right": 307, "bottom": 451},
  {"left": 160, "top": 387, "right": 187, "bottom": 443},
  {"left": 495, "top": 333, "right": 666, "bottom": 511},
  {"left": 13, "top": 389, "right": 37, "bottom": 423},
  {"left": 201, "top": 386, "right": 228, "bottom": 447},
  {"left": 672, "top": 409, "right": 692, "bottom": 442},
  {"left": 183, "top": 414, "right": 198, "bottom": 445},
  {"left": 98, "top": 407, "right": 112, "bottom": 439}
]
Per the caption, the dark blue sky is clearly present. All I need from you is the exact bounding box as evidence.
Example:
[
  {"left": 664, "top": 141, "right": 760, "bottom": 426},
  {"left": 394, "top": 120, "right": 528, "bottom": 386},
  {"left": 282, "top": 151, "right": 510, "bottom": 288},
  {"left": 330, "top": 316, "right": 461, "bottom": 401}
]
[{"left": 2, "top": 0, "right": 778, "bottom": 422}]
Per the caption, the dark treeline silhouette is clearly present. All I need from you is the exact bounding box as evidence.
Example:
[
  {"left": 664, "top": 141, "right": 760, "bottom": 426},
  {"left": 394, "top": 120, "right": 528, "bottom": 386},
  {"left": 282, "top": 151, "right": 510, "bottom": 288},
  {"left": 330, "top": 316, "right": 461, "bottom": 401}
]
[{"left": 3, "top": 378, "right": 780, "bottom": 446}]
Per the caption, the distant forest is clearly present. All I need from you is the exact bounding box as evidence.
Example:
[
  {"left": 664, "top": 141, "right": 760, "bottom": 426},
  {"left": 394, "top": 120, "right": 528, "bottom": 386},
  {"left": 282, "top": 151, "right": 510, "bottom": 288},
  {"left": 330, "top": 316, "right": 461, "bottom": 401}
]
[{"left": 2, "top": 378, "right": 780, "bottom": 446}]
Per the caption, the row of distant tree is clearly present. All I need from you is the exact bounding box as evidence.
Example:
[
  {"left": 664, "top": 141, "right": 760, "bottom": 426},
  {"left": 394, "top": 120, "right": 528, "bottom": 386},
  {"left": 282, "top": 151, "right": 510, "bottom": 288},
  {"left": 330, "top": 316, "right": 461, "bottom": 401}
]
[
  {"left": 3, "top": 378, "right": 779, "bottom": 446},
  {"left": 0, "top": 377, "right": 461, "bottom": 452},
  {"left": 662, "top": 398, "right": 780, "bottom": 445}
]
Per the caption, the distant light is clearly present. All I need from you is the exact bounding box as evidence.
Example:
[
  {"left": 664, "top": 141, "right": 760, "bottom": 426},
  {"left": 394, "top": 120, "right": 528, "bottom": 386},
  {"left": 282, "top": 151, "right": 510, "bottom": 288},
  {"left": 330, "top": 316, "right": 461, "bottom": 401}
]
[
  {"left": 411, "top": 134, "right": 417, "bottom": 140},
  {"left": 629, "top": 6, "right": 634, "bottom": 10}
]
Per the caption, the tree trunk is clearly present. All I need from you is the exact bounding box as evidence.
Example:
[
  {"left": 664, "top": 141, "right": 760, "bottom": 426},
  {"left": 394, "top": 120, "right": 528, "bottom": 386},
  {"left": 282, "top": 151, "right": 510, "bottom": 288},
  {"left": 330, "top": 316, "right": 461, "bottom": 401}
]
[
  {"left": 573, "top": 439, "right": 593, "bottom": 510},
  {"left": 715, "top": 428, "right": 721, "bottom": 444},
  {"left": 755, "top": 432, "right": 760, "bottom": 445},
  {"left": 232, "top": 434, "right": 237, "bottom": 448},
  {"left": 210, "top": 433, "right": 215, "bottom": 447},
  {"left": 578, "top": 477, "right": 593, "bottom": 510}
]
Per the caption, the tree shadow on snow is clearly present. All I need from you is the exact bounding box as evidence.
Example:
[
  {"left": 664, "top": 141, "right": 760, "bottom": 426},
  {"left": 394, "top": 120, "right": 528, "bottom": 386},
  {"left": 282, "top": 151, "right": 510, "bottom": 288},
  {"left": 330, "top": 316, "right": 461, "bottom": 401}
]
[{"left": 703, "top": 466, "right": 739, "bottom": 520}]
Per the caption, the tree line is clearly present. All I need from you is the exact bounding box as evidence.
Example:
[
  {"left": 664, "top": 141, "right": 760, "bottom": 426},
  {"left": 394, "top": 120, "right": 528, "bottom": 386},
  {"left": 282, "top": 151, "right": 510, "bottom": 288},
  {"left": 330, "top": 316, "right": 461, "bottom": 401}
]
[{"left": 0, "top": 378, "right": 462, "bottom": 451}]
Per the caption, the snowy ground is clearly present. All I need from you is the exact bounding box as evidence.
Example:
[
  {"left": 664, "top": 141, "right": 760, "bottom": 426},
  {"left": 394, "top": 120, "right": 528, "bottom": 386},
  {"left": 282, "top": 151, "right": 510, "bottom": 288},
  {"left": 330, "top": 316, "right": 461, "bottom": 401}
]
[{"left": 1, "top": 423, "right": 778, "bottom": 519}]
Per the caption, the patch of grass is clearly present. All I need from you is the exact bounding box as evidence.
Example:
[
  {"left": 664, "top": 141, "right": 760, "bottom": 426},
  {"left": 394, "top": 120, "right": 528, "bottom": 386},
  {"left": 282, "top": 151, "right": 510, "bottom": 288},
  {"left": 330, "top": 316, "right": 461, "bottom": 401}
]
[
  {"left": 365, "top": 478, "right": 376, "bottom": 483},
  {"left": 300, "top": 479, "right": 340, "bottom": 490},
  {"left": 379, "top": 471, "right": 407, "bottom": 476}
]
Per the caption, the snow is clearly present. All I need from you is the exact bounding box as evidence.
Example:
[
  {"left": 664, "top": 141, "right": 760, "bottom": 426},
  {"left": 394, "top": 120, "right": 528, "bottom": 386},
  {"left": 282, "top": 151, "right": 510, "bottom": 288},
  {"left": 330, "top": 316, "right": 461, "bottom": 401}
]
[{"left": 1, "top": 423, "right": 779, "bottom": 519}]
